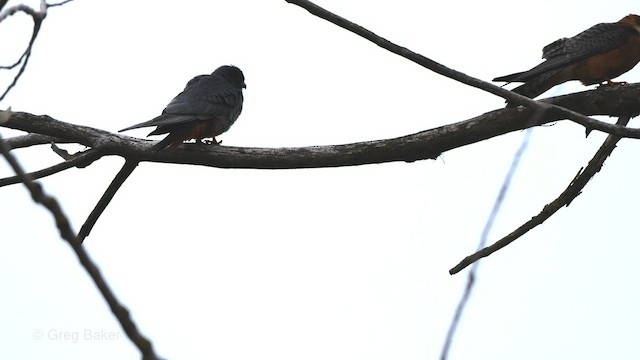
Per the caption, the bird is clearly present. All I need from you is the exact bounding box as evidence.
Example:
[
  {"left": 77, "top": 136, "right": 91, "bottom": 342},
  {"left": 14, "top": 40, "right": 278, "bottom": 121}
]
[
  {"left": 493, "top": 14, "right": 640, "bottom": 99},
  {"left": 120, "top": 65, "right": 246, "bottom": 151}
]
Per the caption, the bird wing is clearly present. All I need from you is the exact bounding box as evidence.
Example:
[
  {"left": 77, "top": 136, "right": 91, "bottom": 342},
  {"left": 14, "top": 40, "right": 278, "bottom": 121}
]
[
  {"left": 495, "top": 22, "right": 635, "bottom": 83},
  {"left": 119, "top": 75, "right": 243, "bottom": 132}
]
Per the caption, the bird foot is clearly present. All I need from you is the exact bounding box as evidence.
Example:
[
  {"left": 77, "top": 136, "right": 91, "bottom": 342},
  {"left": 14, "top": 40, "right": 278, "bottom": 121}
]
[
  {"left": 598, "top": 80, "right": 628, "bottom": 88},
  {"left": 203, "top": 138, "right": 221, "bottom": 146}
]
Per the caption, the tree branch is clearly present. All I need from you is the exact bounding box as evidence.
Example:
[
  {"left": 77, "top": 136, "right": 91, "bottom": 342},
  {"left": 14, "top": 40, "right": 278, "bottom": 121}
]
[
  {"left": 0, "top": 86, "right": 638, "bottom": 172},
  {"left": 449, "top": 115, "right": 632, "bottom": 275},
  {"left": 440, "top": 108, "right": 542, "bottom": 360},
  {"left": 0, "top": 149, "right": 101, "bottom": 187},
  {"left": 5, "top": 87, "right": 637, "bottom": 243},
  {"left": 48, "top": 0, "right": 75, "bottom": 8},
  {"left": 0, "top": 0, "right": 74, "bottom": 101},
  {"left": 285, "top": 0, "right": 640, "bottom": 137},
  {"left": 4, "top": 133, "right": 68, "bottom": 149},
  {"left": 78, "top": 160, "right": 139, "bottom": 242},
  {"left": 0, "top": 134, "right": 161, "bottom": 360},
  {"left": 0, "top": 3, "right": 44, "bottom": 101}
]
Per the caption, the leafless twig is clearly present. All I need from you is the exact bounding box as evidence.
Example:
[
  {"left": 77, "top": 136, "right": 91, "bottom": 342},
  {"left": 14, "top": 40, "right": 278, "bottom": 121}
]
[
  {"left": 439, "top": 108, "right": 544, "bottom": 359},
  {"left": 78, "top": 160, "right": 139, "bottom": 242},
  {"left": 0, "top": 149, "right": 101, "bottom": 187},
  {"left": 0, "top": 0, "right": 75, "bottom": 101},
  {"left": 449, "top": 115, "right": 632, "bottom": 275},
  {"left": 48, "top": 0, "right": 75, "bottom": 8},
  {"left": 0, "top": 134, "right": 161, "bottom": 360}
]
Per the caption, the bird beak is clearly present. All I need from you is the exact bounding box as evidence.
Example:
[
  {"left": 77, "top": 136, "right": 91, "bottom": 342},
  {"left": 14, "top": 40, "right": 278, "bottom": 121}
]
[{"left": 241, "top": 81, "right": 247, "bottom": 89}]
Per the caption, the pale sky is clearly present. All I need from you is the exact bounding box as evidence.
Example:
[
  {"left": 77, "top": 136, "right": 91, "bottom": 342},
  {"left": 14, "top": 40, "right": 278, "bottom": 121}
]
[{"left": 2, "top": 1, "right": 640, "bottom": 359}]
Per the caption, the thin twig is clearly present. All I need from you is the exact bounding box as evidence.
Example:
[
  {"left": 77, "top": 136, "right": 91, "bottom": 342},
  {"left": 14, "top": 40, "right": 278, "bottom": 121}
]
[
  {"left": 440, "top": 109, "right": 541, "bottom": 360},
  {"left": 285, "top": 0, "right": 638, "bottom": 138},
  {"left": 47, "top": 0, "right": 75, "bottom": 8},
  {"left": 0, "top": 27, "right": 39, "bottom": 100},
  {"left": 0, "top": 5, "right": 43, "bottom": 102},
  {"left": 449, "top": 115, "right": 632, "bottom": 275},
  {"left": 0, "top": 0, "right": 74, "bottom": 101},
  {"left": 0, "top": 149, "right": 101, "bottom": 187},
  {"left": 0, "top": 52, "right": 27, "bottom": 70},
  {"left": 78, "top": 160, "right": 139, "bottom": 242},
  {"left": 50, "top": 142, "right": 71, "bottom": 159},
  {"left": 0, "top": 135, "right": 161, "bottom": 360}
]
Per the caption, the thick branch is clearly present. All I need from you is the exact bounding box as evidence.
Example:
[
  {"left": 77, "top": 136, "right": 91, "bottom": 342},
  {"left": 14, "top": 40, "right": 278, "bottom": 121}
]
[
  {"left": 1, "top": 86, "right": 639, "bottom": 170},
  {"left": 449, "top": 115, "right": 632, "bottom": 275}
]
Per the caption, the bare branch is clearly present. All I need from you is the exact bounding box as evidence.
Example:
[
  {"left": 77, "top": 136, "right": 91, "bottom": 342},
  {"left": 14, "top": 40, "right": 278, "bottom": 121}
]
[
  {"left": 1, "top": 86, "right": 639, "bottom": 171},
  {"left": 449, "top": 115, "right": 632, "bottom": 275},
  {"left": 4, "top": 133, "right": 67, "bottom": 148},
  {"left": 285, "top": 0, "right": 639, "bottom": 137},
  {"left": 0, "top": 135, "right": 161, "bottom": 360},
  {"left": 6, "top": 85, "right": 634, "bottom": 243},
  {"left": 0, "top": 134, "right": 74, "bottom": 237},
  {"left": 440, "top": 109, "right": 543, "bottom": 359},
  {"left": 0, "top": 6, "right": 43, "bottom": 101},
  {"left": 47, "top": 0, "right": 75, "bottom": 8},
  {"left": 0, "top": 52, "right": 27, "bottom": 70},
  {"left": 78, "top": 160, "right": 139, "bottom": 242},
  {"left": 0, "top": 4, "right": 42, "bottom": 22},
  {"left": 0, "top": 0, "right": 74, "bottom": 101},
  {"left": 0, "top": 149, "right": 101, "bottom": 187},
  {"left": 1, "top": 86, "right": 638, "bottom": 244}
]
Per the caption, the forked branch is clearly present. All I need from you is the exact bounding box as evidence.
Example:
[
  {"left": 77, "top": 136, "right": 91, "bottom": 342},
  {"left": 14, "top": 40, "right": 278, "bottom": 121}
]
[
  {"left": 449, "top": 115, "right": 632, "bottom": 275},
  {"left": 0, "top": 135, "right": 160, "bottom": 360}
]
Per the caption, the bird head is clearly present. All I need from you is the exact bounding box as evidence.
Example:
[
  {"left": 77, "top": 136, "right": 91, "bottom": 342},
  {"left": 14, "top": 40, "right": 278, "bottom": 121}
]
[
  {"left": 215, "top": 65, "right": 246, "bottom": 89},
  {"left": 619, "top": 14, "right": 640, "bottom": 33}
]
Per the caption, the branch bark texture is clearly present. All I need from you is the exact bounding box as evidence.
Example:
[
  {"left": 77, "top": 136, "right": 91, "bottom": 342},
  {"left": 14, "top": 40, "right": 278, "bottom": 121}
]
[{"left": 1, "top": 85, "right": 639, "bottom": 173}]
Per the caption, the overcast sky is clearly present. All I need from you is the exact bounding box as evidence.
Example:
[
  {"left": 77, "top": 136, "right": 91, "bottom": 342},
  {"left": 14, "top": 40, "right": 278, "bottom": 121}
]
[{"left": 2, "top": 1, "right": 640, "bottom": 359}]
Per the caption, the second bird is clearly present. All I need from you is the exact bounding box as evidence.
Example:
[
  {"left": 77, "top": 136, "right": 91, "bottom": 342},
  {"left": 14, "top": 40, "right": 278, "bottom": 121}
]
[
  {"left": 493, "top": 14, "right": 640, "bottom": 98},
  {"left": 120, "top": 65, "right": 246, "bottom": 151}
]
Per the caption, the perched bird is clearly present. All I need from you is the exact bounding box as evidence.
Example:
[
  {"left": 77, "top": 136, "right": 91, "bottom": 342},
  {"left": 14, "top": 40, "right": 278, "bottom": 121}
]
[
  {"left": 493, "top": 14, "right": 640, "bottom": 98},
  {"left": 120, "top": 65, "right": 246, "bottom": 151}
]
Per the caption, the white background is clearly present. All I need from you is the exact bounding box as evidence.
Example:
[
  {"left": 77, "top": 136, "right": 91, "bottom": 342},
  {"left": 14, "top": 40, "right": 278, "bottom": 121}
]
[{"left": 1, "top": 1, "right": 640, "bottom": 359}]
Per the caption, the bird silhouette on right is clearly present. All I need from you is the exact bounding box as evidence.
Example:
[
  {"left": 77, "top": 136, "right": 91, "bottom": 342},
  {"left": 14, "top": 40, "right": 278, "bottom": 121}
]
[{"left": 493, "top": 14, "right": 640, "bottom": 99}]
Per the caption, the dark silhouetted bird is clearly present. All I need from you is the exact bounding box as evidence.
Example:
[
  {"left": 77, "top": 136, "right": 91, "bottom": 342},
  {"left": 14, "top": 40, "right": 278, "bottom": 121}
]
[{"left": 120, "top": 65, "right": 246, "bottom": 151}]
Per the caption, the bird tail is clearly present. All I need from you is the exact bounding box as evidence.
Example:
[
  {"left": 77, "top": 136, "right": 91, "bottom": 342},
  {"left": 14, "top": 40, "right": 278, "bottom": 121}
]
[
  {"left": 119, "top": 122, "right": 149, "bottom": 132},
  {"left": 149, "top": 137, "right": 174, "bottom": 152},
  {"left": 148, "top": 125, "right": 199, "bottom": 152},
  {"left": 493, "top": 71, "right": 527, "bottom": 83},
  {"left": 119, "top": 118, "right": 159, "bottom": 132},
  {"left": 149, "top": 133, "right": 182, "bottom": 152},
  {"left": 508, "top": 69, "right": 564, "bottom": 99}
]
